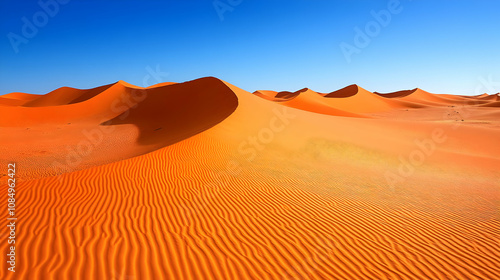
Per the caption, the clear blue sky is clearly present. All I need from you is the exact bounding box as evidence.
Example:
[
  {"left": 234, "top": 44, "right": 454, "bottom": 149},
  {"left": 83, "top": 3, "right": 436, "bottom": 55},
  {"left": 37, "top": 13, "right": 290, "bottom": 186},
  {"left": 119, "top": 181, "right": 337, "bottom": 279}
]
[{"left": 1, "top": 0, "right": 499, "bottom": 95}]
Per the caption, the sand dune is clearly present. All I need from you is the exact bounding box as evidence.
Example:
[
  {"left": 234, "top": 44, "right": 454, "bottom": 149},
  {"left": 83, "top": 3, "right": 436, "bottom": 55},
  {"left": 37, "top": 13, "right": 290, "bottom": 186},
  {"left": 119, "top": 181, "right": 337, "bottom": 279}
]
[
  {"left": 253, "top": 88, "right": 305, "bottom": 102},
  {"left": 0, "top": 78, "right": 238, "bottom": 180},
  {"left": 0, "top": 97, "right": 27, "bottom": 106},
  {"left": 253, "top": 90, "right": 280, "bottom": 101},
  {"left": 375, "top": 88, "right": 479, "bottom": 107},
  {"left": 477, "top": 93, "right": 500, "bottom": 102},
  {"left": 22, "top": 84, "right": 114, "bottom": 107},
  {"left": 0, "top": 92, "right": 41, "bottom": 106},
  {"left": 1, "top": 92, "right": 41, "bottom": 101},
  {"left": 253, "top": 86, "right": 459, "bottom": 116},
  {"left": 475, "top": 93, "right": 489, "bottom": 98},
  {"left": 276, "top": 88, "right": 306, "bottom": 99},
  {"left": 147, "top": 81, "right": 177, "bottom": 88},
  {"left": 0, "top": 82, "right": 131, "bottom": 126},
  {"left": 480, "top": 101, "right": 500, "bottom": 107},
  {"left": 104, "top": 77, "right": 238, "bottom": 145},
  {"left": 1, "top": 78, "right": 499, "bottom": 280},
  {"left": 278, "top": 88, "right": 366, "bottom": 118},
  {"left": 320, "top": 85, "right": 398, "bottom": 113}
]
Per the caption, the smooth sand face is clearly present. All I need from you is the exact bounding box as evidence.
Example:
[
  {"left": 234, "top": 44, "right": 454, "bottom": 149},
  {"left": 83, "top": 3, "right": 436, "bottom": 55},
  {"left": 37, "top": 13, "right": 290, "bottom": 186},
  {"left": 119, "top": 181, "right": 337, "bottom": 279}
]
[
  {"left": 0, "top": 92, "right": 42, "bottom": 106},
  {"left": 0, "top": 78, "right": 499, "bottom": 279}
]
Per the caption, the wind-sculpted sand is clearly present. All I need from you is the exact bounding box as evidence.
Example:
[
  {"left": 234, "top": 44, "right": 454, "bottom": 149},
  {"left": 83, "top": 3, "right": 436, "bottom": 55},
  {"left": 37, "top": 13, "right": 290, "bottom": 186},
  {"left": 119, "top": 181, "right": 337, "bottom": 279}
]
[{"left": 1, "top": 78, "right": 499, "bottom": 279}]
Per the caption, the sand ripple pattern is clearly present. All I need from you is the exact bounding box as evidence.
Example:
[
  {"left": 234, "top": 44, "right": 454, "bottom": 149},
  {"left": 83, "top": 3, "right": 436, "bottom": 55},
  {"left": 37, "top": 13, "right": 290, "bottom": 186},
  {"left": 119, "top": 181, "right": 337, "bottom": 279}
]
[{"left": 1, "top": 132, "right": 499, "bottom": 280}]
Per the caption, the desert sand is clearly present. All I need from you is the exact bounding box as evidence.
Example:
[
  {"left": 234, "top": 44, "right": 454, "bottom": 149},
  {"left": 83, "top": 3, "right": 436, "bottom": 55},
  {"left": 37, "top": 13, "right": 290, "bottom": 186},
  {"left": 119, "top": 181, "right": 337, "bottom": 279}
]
[{"left": 1, "top": 78, "right": 499, "bottom": 279}]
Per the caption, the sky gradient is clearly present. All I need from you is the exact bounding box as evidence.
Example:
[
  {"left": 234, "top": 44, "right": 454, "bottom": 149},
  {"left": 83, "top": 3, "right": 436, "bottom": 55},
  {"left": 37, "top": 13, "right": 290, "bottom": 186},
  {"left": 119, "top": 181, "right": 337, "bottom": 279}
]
[{"left": 1, "top": 0, "right": 499, "bottom": 95}]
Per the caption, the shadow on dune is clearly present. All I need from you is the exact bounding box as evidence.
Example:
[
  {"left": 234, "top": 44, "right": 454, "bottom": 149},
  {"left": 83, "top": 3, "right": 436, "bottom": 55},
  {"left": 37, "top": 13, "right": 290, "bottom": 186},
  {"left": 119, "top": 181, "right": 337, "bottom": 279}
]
[
  {"left": 275, "top": 88, "right": 309, "bottom": 99},
  {"left": 252, "top": 88, "right": 307, "bottom": 102},
  {"left": 374, "top": 89, "right": 417, "bottom": 98},
  {"left": 101, "top": 77, "right": 239, "bottom": 146},
  {"left": 323, "top": 84, "right": 360, "bottom": 98},
  {"left": 480, "top": 101, "right": 500, "bottom": 107}
]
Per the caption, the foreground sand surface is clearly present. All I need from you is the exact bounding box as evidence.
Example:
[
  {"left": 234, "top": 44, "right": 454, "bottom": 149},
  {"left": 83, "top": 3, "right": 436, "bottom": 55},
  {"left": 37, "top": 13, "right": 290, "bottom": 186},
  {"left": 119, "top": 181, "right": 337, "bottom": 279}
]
[{"left": 1, "top": 78, "right": 499, "bottom": 279}]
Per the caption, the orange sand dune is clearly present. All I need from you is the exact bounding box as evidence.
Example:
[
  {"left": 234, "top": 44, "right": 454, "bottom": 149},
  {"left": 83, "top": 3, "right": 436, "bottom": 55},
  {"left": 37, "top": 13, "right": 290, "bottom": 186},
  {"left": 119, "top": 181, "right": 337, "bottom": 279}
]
[
  {"left": 278, "top": 88, "right": 366, "bottom": 118},
  {"left": 475, "top": 93, "right": 489, "bottom": 98},
  {"left": 146, "top": 81, "right": 177, "bottom": 88},
  {"left": 0, "top": 82, "right": 138, "bottom": 126},
  {"left": 0, "top": 78, "right": 237, "bottom": 180},
  {"left": 253, "top": 88, "right": 305, "bottom": 102},
  {"left": 480, "top": 101, "right": 500, "bottom": 107},
  {"left": 254, "top": 85, "right": 421, "bottom": 116},
  {"left": 0, "top": 97, "right": 27, "bottom": 106},
  {"left": 435, "top": 93, "right": 472, "bottom": 100},
  {"left": 253, "top": 90, "right": 280, "bottom": 101},
  {"left": 104, "top": 78, "right": 238, "bottom": 145},
  {"left": 374, "top": 89, "right": 416, "bottom": 98},
  {"left": 320, "top": 85, "right": 398, "bottom": 113},
  {"left": 1, "top": 78, "right": 499, "bottom": 280},
  {"left": 477, "top": 93, "right": 500, "bottom": 102},
  {"left": 0, "top": 92, "right": 41, "bottom": 106},
  {"left": 275, "top": 88, "right": 306, "bottom": 99},
  {"left": 22, "top": 83, "right": 115, "bottom": 107},
  {"left": 1, "top": 92, "right": 41, "bottom": 101},
  {"left": 376, "top": 88, "right": 479, "bottom": 107}
]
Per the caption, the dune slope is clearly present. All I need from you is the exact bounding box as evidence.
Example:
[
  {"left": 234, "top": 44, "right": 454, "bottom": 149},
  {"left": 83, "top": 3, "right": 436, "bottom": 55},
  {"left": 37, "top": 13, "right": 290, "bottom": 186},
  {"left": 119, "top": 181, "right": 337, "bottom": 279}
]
[{"left": 0, "top": 77, "right": 238, "bottom": 180}]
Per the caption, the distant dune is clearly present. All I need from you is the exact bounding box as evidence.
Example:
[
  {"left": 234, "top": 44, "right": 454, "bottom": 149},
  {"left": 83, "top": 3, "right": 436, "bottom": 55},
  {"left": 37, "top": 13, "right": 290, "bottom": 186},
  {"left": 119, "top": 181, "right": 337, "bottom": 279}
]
[
  {"left": 1, "top": 78, "right": 499, "bottom": 279},
  {"left": 374, "top": 88, "right": 481, "bottom": 107},
  {"left": 22, "top": 84, "right": 115, "bottom": 107},
  {"left": 255, "top": 85, "right": 394, "bottom": 115},
  {"left": 0, "top": 92, "right": 41, "bottom": 106}
]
